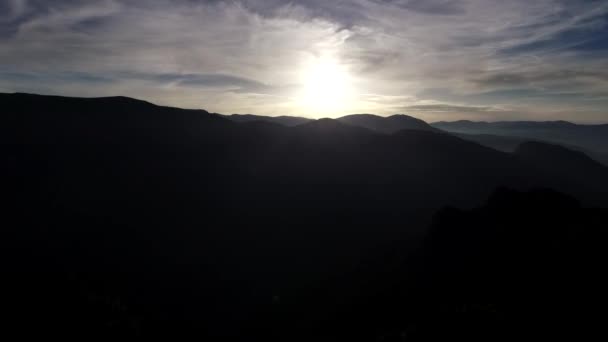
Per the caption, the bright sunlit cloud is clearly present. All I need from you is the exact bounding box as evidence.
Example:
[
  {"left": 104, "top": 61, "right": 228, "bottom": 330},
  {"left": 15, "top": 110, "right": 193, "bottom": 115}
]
[
  {"left": 296, "top": 55, "right": 355, "bottom": 117},
  {"left": 2, "top": 0, "right": 608, "bottom": 122}
]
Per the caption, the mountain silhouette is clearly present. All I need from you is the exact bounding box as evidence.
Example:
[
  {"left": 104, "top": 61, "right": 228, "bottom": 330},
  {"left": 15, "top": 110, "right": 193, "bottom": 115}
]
[
  {"left": 2, "top": 92, "right": 608, "bottom": 340},
  {"left": 515, "top": 141, "right": 606, "bottom": 169},
  {"left": 223, "top": 112, "right": 608, "bottom": 165},
  {"left": 513, "top": 141, "right": 608, "bottom": 204},
  {"left": 316, "top": 187, "right": 608, "bottom": 341},
  {"left": 225, "top": 114, "right": 313, "bottom": 126},
  {"left": 224, "top": 112, "right": 438, "bottom": 134},
  {"left": 4, "top": 92, "right": 605, "bottom": 211},
  {"left": 432, "top": 119, "right": 608, "bottom": 165},
  {"left": 384, "top": 188, "right": 608, "bottom": 341},
  {"left": 337, "top": 113, "right": 438, "bottom": 133}
]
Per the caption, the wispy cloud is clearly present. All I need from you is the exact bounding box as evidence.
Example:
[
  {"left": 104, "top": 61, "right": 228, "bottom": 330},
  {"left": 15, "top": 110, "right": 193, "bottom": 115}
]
[{"left": 1, "top": 0, "right": 607, "bottom": 121}]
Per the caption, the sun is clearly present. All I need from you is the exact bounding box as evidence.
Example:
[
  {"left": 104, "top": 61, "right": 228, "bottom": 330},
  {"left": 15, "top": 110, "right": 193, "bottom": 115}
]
[{"left": 296, "top": 56, "right": 354, "bottom": 117}]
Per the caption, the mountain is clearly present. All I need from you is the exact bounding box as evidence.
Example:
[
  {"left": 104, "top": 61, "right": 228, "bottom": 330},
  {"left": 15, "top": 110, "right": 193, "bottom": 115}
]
[
  {"left": 337, "top": 113, "right": 438, "bottom": 133},
  {"left": 225, "top": 113, "right": 313, "bottom": 126},
  {"left": 432, "top": 119, "right": 580, "bottom": 131},
  {"left": 4, "top": 92, "right": 605, "bottom": 229},
  {"left": 206, "top": 113, "right": 608, "bottom": 165},
  {"left": 400, "top": 188, "right": 608, "bottom": 340},
  {"left": 432, "top": 120, "right": 608, "bottom": 164},
  {"left": 221, "top": 112, "right": 608, "bottom": 165},
  {"left": 450, "top": 132, "right": 608, "bottom": 165},
  {"left": 331, "top": 187, "right": 608, "bottom": 341},
  {"left": 447, "top": 133, "right": 536, "bottom": 152},
  {"left": 513, "top": 141, "right": 608, "bottom": 204},
  {"left": 0, "top": 92, "right": 226, "bottom": 145},
  {"left": 3, "top": 92, "right": 608, "bottom": 340},
  {"left": 515, "top": 141, "right": 607, "bottom": 169},
  {"left": 224, "top": 113, "right": 438, "bottom": 133}
]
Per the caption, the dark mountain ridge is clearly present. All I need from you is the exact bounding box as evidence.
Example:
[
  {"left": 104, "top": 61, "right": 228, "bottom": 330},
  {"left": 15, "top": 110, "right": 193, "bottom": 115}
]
[
  {"left": 432, "top": 119, "right": 585, "bottom": 129},
  {"left": 226, "top": 113, "right": 313, "bottom": 127},
  {"left": 336, "top": 113, "right": 438, "bottom": 133},
  {"left": 3, "top": 92, "right": 608, "bottom": 340},
  {"left": 432, "top": 119, "right": 608, "bottom": 164},
  {"left": 224, "top": 112, "right": 438, "bottom": 133},
  {"left": 4, "top": 92, "right": 605, "bottom": 207},
  {"left": 514, "top": 141, "right": 608, "bottom": 202},
  {"left": 218, "top": 109, "right": 608, "bottom": 165}
]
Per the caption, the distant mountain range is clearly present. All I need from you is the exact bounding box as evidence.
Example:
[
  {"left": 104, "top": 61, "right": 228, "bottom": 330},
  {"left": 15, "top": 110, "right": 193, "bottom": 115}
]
[
  {"left": 336, "top": 114, "right": 438, "bottom": 133},
  {"left": 4, "top": 91, "right": 606, "bottom": 210},
  {"left": 223, "top": 112, "right": 438, "bottom": 133},
  {"left": 226, "top": 114, "right": 312, "bottom": 127},
  {"left": 3, "top": 92, "right": 608, "bottom": 340},
  {"left": 222, "top": 111, "right": 608, "bottom": 166},
  {"left": 432, "top": 120, "right": 608, "bottom": 165}
]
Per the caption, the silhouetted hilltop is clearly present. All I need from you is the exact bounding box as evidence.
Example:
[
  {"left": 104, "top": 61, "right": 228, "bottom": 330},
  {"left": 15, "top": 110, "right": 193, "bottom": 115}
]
[
  {"left": 226, "top": 114, "right": 313, "bottom": 127},
  {"left": 0, "top": 92, "right": 229, "bottom": 145},
  {"left": 337, "top": 113, "right": 438, "bottom": 133},
  {"left": 293, "top": 118, "right": 378, "bottom": 142},
  {"left": 296, "top": 117, "right": 368, "bottom": 132},
  {"left": 4, "top": 92, "right": 176, "bottom": 118},
  {"left": 224, "top": 112, "right": 437, "bottom": 133}
]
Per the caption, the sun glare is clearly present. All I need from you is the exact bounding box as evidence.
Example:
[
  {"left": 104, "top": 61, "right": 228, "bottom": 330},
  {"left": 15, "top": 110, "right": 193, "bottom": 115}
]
[{"left": 296, "top": 56, "right": 354, "bottom": 117}]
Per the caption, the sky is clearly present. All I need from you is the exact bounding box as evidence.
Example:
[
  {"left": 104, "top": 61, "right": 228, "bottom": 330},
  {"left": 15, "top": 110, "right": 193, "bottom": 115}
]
[{"left": 1, "top": 0, "right": 608, "bottom": 122}]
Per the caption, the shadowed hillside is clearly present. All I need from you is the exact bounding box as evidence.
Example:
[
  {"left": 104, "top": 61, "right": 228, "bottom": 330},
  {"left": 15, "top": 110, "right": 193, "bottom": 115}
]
[
  {"left": 432, "top": 120, "right": 608, "bottom": 165},
  {"left": 343, "top": 188, "right": 608, "bottom": 341},
  {"left": 2, "top": 93, "right": 607, "bottom": 340},
  {"left": 223, "top": 112, "right": 608, "bottom": 165}
]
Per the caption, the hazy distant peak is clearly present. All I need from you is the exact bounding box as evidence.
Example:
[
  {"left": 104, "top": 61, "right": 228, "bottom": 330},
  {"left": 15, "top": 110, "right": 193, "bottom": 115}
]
[
  {"left": 387, "top": 113, "right": 423, "bottom": 119},
  {"left": 433, "top": 119, "right": 579, "bottom": 127},
  {"left": 337, "top": 113, "right": 437, "bottom": 134},
  {"left": 433, "top": 119, "right": 481, "bottom": 125},
  {"left": 339, "top": 114, "right": 381, "bottom": 119},
  {"left": 225, "top": 113, "right": 312, "bottom": 127},
  {"left": 299, "top": 118, "right": 351, "bottom": 129}
]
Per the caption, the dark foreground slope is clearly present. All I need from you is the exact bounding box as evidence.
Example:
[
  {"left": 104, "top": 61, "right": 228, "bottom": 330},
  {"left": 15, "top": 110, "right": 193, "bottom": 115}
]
[
  {"left": 2, "top": 93, "right": 607, "bottom": 340},
  {"left": 513, "top": 141, "right": 608, "bottom": 205},
  {"left": 340, "top": 188, "right": 608, "bottom": 341}
]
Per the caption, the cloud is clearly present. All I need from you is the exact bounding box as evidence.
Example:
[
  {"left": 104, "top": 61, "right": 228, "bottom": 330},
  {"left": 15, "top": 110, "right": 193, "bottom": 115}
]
[
  {"left": 373, "top": 0, "right": 465, "bottom": 15},
  {"left": 473, "top": 70, "right": 608, "bottom": 88},
  {"left": 403, "top": 104, "right": 500, "bottom": 113},
  {"left": 1, "top": 0, "right": 608, "bottom": 122},
  {"left": 399, "top": 103, "right": 549, "bottom": 122},
  {"left": 466, "top": 55, "right": 608, "bottom": 100},
  {"left": 1, "top": 0, "right": 28, "bottom": 21}
]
